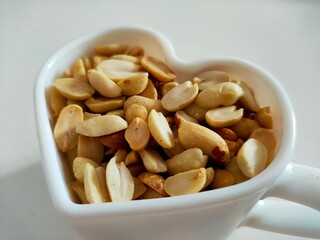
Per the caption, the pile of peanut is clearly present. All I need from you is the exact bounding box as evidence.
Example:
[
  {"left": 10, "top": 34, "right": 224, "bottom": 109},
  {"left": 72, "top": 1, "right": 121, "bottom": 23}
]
[{"left": 49, "top": 43, "right": 277, "bottom": 204}]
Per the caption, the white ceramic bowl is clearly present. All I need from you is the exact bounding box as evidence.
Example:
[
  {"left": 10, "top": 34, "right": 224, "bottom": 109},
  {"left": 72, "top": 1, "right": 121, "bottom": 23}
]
[{"left": 34, "top": 26, "right": 319, "bottom": 240}]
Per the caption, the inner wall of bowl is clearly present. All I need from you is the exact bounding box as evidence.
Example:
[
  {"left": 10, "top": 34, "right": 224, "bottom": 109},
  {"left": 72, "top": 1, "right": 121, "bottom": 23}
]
[{"left": 44, "top": 27, "right": 284, "bottom": 203}]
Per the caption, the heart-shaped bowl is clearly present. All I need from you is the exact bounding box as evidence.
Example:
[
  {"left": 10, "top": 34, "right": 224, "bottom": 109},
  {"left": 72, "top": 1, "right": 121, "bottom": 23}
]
[{"left": 34, "top": 26, "right": 295, "bottom": 240}]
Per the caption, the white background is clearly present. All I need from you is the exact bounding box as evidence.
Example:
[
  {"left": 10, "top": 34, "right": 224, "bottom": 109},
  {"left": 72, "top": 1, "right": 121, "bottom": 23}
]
[{"left": 0, "top": 0, "right": 319, "bottom": 239}]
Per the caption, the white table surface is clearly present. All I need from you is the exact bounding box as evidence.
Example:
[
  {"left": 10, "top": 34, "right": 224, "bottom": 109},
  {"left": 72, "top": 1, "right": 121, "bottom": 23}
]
[{"left": 1, "top": 0, "right": 319, "bottom": 239}]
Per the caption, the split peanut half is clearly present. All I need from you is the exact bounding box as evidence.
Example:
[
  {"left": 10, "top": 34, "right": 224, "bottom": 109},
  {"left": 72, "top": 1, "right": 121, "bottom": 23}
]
[
  {"left": 164, "top": 168, "right": 207, "bottom": 196},
  {"left": 236, "top": 138, "right": 268, "bottom": 178},
  {"left": 196, "top": 82, "right": 243, "bottom": 109},
  {"left": 178, "top": 120, "right": 230, "bottom": 165},
  {"left": 106, "top": 157, "right": 134, "bottom": 202},
  {"left": 148, "top": 109, "right": 174, "bottom": 148},
  {"left": 84, "top": 163, "right": 107, "bottom": 204},
  {"left": 237, "top": 81, "right": 260, "bottom": 112},
  {"left": 73, "top": 157, "right": 100, "bottom": 183},
  {"left": 76, "top": 115, "right": 128, "bottom": 137},
  {"left": 138, "top": 148, "right": 167, "bottom": 173},
  {"left": 95, "top": 44, "right": 129, "bottom": 56},
  {"left": 85, "top": 96, "right": 126, "bottom": 113},
  {"left": 125, "top": 117, "right": 150, "bottom": 151},
  {"left": 87, "top": 69, "right": 122, "bottom": 98},
  {"left": 161, "top": 81, "right": 199, "bottom": 112},
  {"left": 166, "top": 148, "right": 208, "bottom": 175},
  {"left": 53, "top": 78, "right": 95, "bottom": 100},
  {"left": 138, "top": 172, "right": 166, "bottom": 196},
  {"left": 117, "top": 72, "right": 149, "bottom": 96},
  {"left": 194, "top": 70, "right": 230, "bottom": 90},
  {"left": 53, "top": 104, "right": 83, "bottom": 152},
  {"left": 141, "top": 56, "right": 176, "bottom": 82},
  {"left": 97, "top": 59, "right": 142, "bottom": 82},
  {"left": 205, "top": 106, "right": 243, "bottom": 128}
]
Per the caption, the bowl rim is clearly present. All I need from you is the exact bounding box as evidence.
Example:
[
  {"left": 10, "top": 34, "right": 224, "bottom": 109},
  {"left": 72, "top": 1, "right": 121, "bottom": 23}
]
[{"left": 34, "top": 25, "right": 296, "bottom": 218}]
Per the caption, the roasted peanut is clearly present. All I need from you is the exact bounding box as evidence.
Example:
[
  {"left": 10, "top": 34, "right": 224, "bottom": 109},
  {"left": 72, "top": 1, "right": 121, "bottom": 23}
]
[
  {"left": 182, "top": 102, "right": 207, "bottom": 122},
  {"left": 195, "top": 70, "right": 230, "bottom": 90},
  {"left": 132, "top": 177, "right": 147, "bottom": 199},
  {"left": 237, "top": 138, "right": 268, "bottom": 178},
  {"left": 124, "top": 95, "right": 167, "bottom": 114},
  {"left": 237, "top": 81, "right": 260, "bottom": 112},
  {"left": 110, "top": 54, "right": 141, "bottom": 64},
  {"left": 84, "top": 163, "right": 107, "bottom": 203},
  {"left": 49, "top": 85, "right": 66, "bottom": 117},
  {"left": 73, "top": 157, "right": 100, "bottom": 183},
  {"left": 71, "top": 180, "right": 88, "bottom": 204},
  {"left": 138, "top": 148, "right": 167, "bottom": 173},
  {"left": 95, "top": 44, "right": 129, "bottom": 56},
  {"left": 125, "top": 117, "right": 150, "bottom": 151},
  {"left": 106, "top": 157, "right": 134, "bottom": 202},
  {"left": 84, "top": 112, "right": 101, "bottom": 120},
  {"left": 53, "top": 78, "right": 95, "bottom": 100},
  {"left": 160, "top": 81, "right": 179, "bottom": 96},
  {"left": 230, "top": 118, "right": 260, "bottom": 140},
  {"left": 73, "top": 59, "right": 88, "bottom": 83},
  {"left": 87, "top": 69, "right": 122, "bottom": 98},
  {"left": 76, "top": 115, "right": 128, "bottom": 137},
  {"left": 113, "top": 149, "right": 128, "bottom": 163},
  {"left": 161, "top": 81, "right": 199, "bottom": 112},
  {"left": 124, "top": 103, "right": 148, "bottom": 123},
  {"left": 98, "top": 130, "right": 128, "bottom": 149},
  {"left": 78, "top": 135, "right": 104, "bottom": 163},
  {"left": 139, "top": 79, "right": 158, "bottom": 99},
  {"left": 127, "top": 46, "right": 144, "bottom": 57},
  {"left": 205, "top": 106, "right": 243, "bottom": 128},
  {"left": 85, "top": 96, "right": 126, "bottom": 113},
  {"left": 138, "top": 172, "right": 166, "bottom": 196},
  {"left": 211, "top": 169, "right": 234, "bottom": 189},
  {"left": 224, "top": 156, "right": 248, "bottom": 184},
  {"left": 178, "top": 120, "right": 230, "bottom": 165},
  {"left": 250, "top": 128, "right": 276, "bottom": 165},
  {"left": 117, "top": 72, "right": 149, "bottom": 96},
  {"left": 256, "top": 106, "right": 273, "bottom": 129},
  {"left": 148, "top": 109, "right": 174, "bottom": 148},
  {"left": 97, "top": 59, "right": 142, "bottom": 82},
  {"left": 127, "top": 164, "right": 147, "bottom": 177},
  {"left": 95, "top": 166, "right": 111, "bottom": 201},
  {"left": 54, "top": 104, "right": 83, "bottom": 152},
  {"left": 174, "top": 110, "right": 198, "bottom": 126},
  {"left": 166, "top": 148, "right": 208, "bottom": 175},
  {"left": 83, "top": 57, "right": 92, "bottom": 72},
  {"left": 141, "top": 56, "right": 176, "bottom": 82},
  {"left": 92, "top": 55, "right": 108, "bottom": 68},
  {"left": 196, "top": 82, "right": 243, "bottom": 109},
  {"left": 164, "top": 168, "right": 206, "bottom": 196},
  {"left": 139, "top": 186, "right": 164, "bottom": 199},
  {"left": 106, "top": 109, "right": 125, "bottom": 118},
  {"left": 203, "top": 167, "right": 215, "bottom": 189},
  {"left": 124, "top": 151, "right": 141, "bottom": 166},
  {"left": 214, "top": 128, "right": 237, "bottom": 141}
]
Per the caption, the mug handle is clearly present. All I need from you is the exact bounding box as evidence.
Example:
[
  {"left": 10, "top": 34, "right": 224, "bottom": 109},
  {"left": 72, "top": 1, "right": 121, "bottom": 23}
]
[{"left": 241, "top": 163, "right": 320, "bottom": 238}]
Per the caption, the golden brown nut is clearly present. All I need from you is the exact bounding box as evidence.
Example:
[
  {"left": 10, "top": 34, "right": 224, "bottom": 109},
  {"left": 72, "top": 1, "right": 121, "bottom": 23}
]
[
  {"left": 178, "top": 120, "right": 230, "bottom": 165},
  {"left": 53, "top": 104, "right": 83, "bottom": 152},
  {"left": 141, "top": 56, "right": 176, "bottom": 82},
  {"left": 138, "top": 172, "right": 167, "bottom": 196},
  {"left": 164, "top": 168, "right": 206, "bottom": 196},
  {"left": 211, "top": 169, "right": 235, "bottom": 189},
  {"left": 125, "top": 117, "right": 150, "bottom": 151}
]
